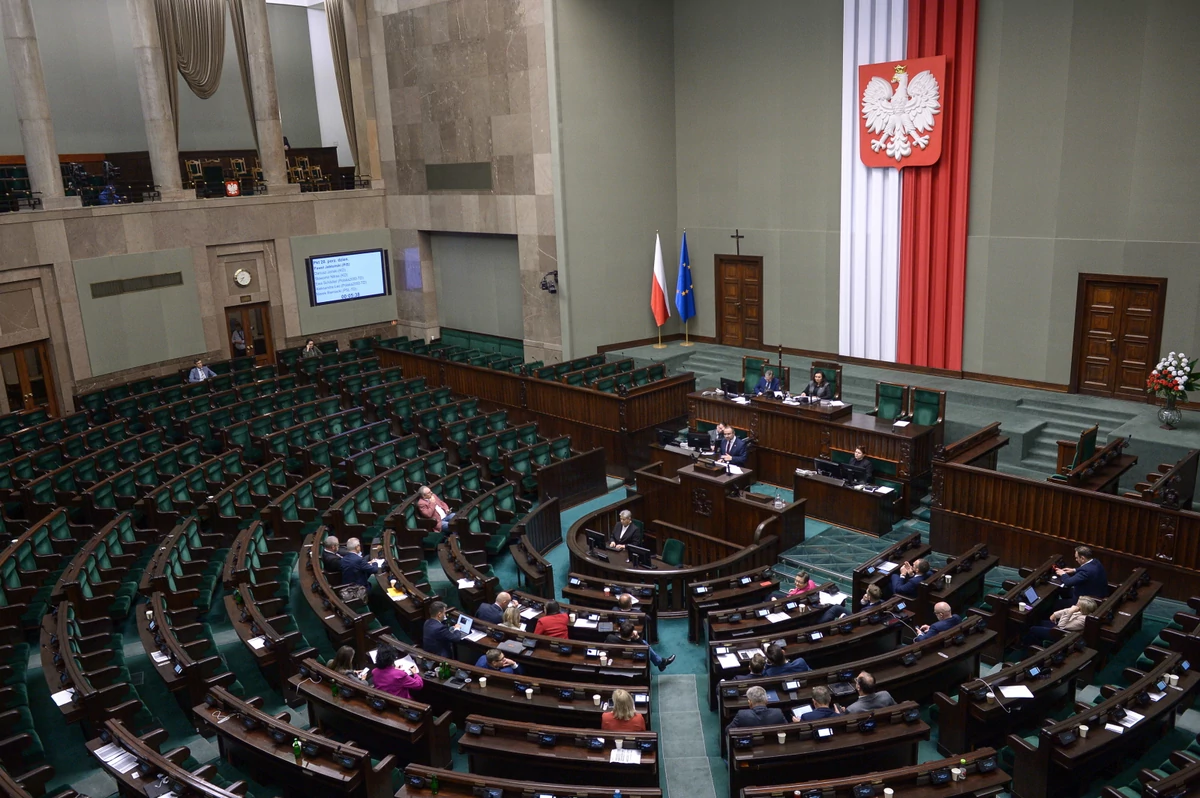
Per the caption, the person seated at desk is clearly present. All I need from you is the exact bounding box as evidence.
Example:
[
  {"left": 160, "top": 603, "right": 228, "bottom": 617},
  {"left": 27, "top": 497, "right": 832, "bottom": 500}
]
[
  {"left": 849, "top": 445, "right": 874, "bottom": 484},
  {"left": 1054, "top": 545, "right": 1109, "bottom": 604},
  {"left": 321, "top": 535, "right": 345, "bottom": 584},
  {"left": 846, "top": 671, "right": 896, "bottom": 713},
  {"left": 476, "top": 591, "right": 511, "bottom": 624},
  {"left": 763, "top": 643, "right": 809, "bottom": 676},
  {"left": 1022, "top": 596, "right": 1097, "bottom": 648},
  {"left": 188, "top": 358, "right": 216, "bottom": 383},
  {"left": 799, "top": 685, "right": 844, "bottom": 721},
  {"left": 417, "top": 485, "right": 456, "bottom": 535},
  {"left": 602, "top": 688, "right": 647, "bottom": 732},
  {"left": 889, "top": 559, "right": 930, "bottom": 598},
  {"left": 369, "top": 644, "right": 423, "bottom": 699},
  {"left": 798, "top": 370, "right": 833, "bottom": 401},
  {"left": 716, "top": 426, "right": 749, "bottom": 466},
  {"left": 500, "top": 604, "right": 525, "bottom": 631},
  {"left": 534, "top": 600, "right": 570, "bottom": 638},
  {"left": 300, "top": 338, "right": 321, "bottom": 360},
  {"left": 608, "top": 510, "right": 643, "bottom": 551},
  {"left": 614, "top": 593, "right": 639, "bottom": 612},
  {"left": 754, "top": 369, "right": 781, "bottom": 395},
  {"left": 340, "top": 537, "right": 381, "bottom": 588},
  {"left": 422, "top": 601, "right": 467, "bottom": 658},
  {"left": 606, "top": 621, "right": 676, "bottom": 671},
  {"left": 787, "top": 570, "right": 818, "bottom": 597},
  {"left": 707, "top": 422, "right": 728, "bottom": 450},
  {"left": 860, "top": 584, "right": 884, "bottom": 609},
  {"left": 729, "top": 686, "right": 789, "bottom": 729},
  {"left": 327, "top": 645, "right": 368, "bottom": 682},
  {"left": 735, "top": 653, "right": 767, "bottom": 681},
  {"left": 914, "top": 602, "right": 961, "bottom": 642},
  {"left": 476, "top": 647, "right": 522, "bottom": 674}
]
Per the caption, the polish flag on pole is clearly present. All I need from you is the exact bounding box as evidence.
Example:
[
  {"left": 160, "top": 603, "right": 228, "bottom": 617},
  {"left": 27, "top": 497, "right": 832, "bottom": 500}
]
[{"left": 650, "top": 232, "right": 671, "bottom": 327}]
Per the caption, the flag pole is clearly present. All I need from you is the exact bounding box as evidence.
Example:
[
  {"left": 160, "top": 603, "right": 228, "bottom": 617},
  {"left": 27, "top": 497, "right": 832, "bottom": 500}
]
[
  {"left": 654, "top": 325, "right": 666, "bottom": 349},
  {"left": 680, "top": 319, "right": 693, "bottom": 347}
]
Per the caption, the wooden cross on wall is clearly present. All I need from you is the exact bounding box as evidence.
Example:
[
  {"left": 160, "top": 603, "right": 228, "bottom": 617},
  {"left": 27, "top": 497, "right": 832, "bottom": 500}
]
[{"left": 731, "top": 229, "right": 745, "bottom": 255}]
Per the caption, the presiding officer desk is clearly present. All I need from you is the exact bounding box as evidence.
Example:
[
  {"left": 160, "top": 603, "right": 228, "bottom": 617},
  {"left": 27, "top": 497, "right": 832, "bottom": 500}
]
[{"left": 688, "top": 391, "right": 941, "bottom": 514}]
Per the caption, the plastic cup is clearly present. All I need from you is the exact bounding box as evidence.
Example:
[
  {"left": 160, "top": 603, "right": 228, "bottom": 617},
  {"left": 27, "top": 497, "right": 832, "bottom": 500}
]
[
  {"left": 479, "top": 676, "right": 487, "bottom": 689},
  {"left": 1169, "top": 674, "right": 1180, "bottom": 687},
  {"left": 600, "top": 655, "right": 608, "bottom": 666},
  {"left": 944, "top": 574, "right": 953, "bottom": 585},
  {"left": 777, "top": 732, "right": 787, "bottom": 744},
  {"left": 603, "top": 587, "right": 611, "bottom": 595},
  {"left": 1078, "top": 725, "right": 1088, "bottom": 738},
  {"left": 569, "top": 613, "right": 577, "bottom": 624},
  {"left": 615, "top": 739, "right": 623, "bottom": 749},
  {"left": 883, "top": 790, "right": 894, "bottom": 798},
  {"left": 593, "top": 694, "right": 601, "bottom": 706},
  {"left": 525, "top": 688, "right": 533, "bottom": 700},
  {"left": 986, "top": 691, "right": 995, "bottom": 704}
]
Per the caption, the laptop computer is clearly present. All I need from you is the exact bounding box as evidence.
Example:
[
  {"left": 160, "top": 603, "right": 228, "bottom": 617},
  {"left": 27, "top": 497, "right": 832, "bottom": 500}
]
[{"left": 454, "top": 615, "right": 474, "bottom": 636}]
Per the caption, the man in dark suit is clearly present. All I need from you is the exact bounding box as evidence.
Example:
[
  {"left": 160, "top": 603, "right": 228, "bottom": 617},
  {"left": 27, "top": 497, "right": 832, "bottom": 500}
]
[
  {"left": 476, "top": 591, "right": 510, "bottom": 624},
  {"left": 1055, "top": 545, "right": 1109, "bottom": 603},
  {"left": 735, "top": 653, "right": 767, "bottom": 680},
  {"left": 706, "top": 422, "right": 727, "bottom": 450},
  {"left": 608, "top": 510, "right": 643, "bottom": 550},
  {"left": 763, "top": 643, "right": 809, "bottom": 676},
  {"left": 728, "top": 686, "right": 788, "bottom": 729},
  {"left": 753, "top": 369, "right": 781, "bottom": 395},
  {"left": 605, "top": 621, "right": 675, "bottom": 671},
  {"left": 799, "top": 370, "right": 834, "bottom": 401},
  {"left": 914, "top": 602, "right": 961, "bottom": 642},
  {"left": 421, "top": 601, "right": 466, "bottom": 658},
  {"left": 889, "top": 559, "right": 930, "bottom": 598},
  {"left": 321, "top": 535, "right": 344, "bottom": 583},
  {"left": 799, "top": 685, "right": 844, "bottom": 721},
  {"left": 339, "top": 537, "right": 380, "bottom": 588},
  {"left": 716, "top": 426, "right": 748, "bottom": 466}
]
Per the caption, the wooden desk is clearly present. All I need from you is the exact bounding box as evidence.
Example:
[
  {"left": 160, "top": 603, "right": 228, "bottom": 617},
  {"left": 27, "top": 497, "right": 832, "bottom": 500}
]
[
  {"left": 459, "top": 714, "right": 658, "bottom": 788},
  {"left": 395, "top": 764, "right": 661, "bottom": 798},
  {"left": 509, "top": 589, "right": 653, "bottom": 643},
  {"left": 974, "top": 556, "right": 1063, "bottom": 665},
  {"left": 561, "top": 573, "right": 659, "bottom": 632},
  {"left": 87, "top": 719, "right": 242, "bottom": 798},
  {"left": 706, "top": 582, "right": 839, "bottom": 642},
  {"left": 792, "top": 469, "right": 898, "bottom": 537},
  {"left": 913, "top": 543, "right": 999, "bottom": 625},
  {"left": 689, "top": 391, "right": 940, "bottom": 514},
  {"left": 934, "top": 633, "right": 1098, "bottom": 755},
  {"left": 728, "top": 701, "right": 929, "bottom": 796},
  {"left": 1082, "top": 569, "right": 1161, "bottom": 662},
  {"left": 635, "top": 461, "right": 773, "bottom": 548},
  {"left": 851, "top": 531, "right": 930, "bottom": 612},
  {"left": 686, "top": 566, "right": 779, "bottom": 642},
  {"left": 648, "top": 440, "right": 759, "bottom": 477}
]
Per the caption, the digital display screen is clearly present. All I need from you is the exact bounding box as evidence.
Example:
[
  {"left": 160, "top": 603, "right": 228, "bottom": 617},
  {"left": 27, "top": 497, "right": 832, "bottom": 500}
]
[{"left": 307, "top": 249, "right": 391, "bottom": 306}]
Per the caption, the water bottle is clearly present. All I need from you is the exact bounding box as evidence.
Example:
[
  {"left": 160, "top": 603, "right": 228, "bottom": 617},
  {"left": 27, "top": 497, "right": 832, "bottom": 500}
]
[
  {"left": 774, "top": 491, "right": 784, "bottom": 509},
  {"left": 430, "top": 774, "right": 440, "bottom": 794},
  {"left": 613, "top": 790, "right": 621, "bottom": 798},
  {"left": 330, "top": 680, "right": 339, "bottom": 699},
  {"left": 292, "top": 737, "right": 302, "bottom": 761}
]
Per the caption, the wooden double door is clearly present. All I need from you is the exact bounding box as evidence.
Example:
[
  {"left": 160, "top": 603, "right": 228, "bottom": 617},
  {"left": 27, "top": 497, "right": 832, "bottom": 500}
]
[
  {"left": 716, "top": 255, "right": 763, "bottom": 348},
  {"left": 0, "top": 341, "right": 58, "bottom": 417},
  {"left": 1073, "top": 275, "right": 1166, "bottom": 399},
  {"left": 225, "top": 303, "right": 274, "bottom": 367}
]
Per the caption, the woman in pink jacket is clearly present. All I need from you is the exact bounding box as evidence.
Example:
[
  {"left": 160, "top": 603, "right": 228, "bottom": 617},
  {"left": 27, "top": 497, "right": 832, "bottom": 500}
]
[{"left": 369, "top": 644, "right": 424, "bottom": 699}]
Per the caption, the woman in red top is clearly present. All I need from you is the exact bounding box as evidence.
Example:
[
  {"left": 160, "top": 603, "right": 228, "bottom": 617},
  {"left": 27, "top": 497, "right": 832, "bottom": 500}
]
[
  {"left": 533, "top": 600, "right": 570, "bottom": 638},
  {"left": 786, "top": 570, "right": 818, "bottom": 597},
  {"left": 601, "top": 689, "right": 646, "bottom": 732}
]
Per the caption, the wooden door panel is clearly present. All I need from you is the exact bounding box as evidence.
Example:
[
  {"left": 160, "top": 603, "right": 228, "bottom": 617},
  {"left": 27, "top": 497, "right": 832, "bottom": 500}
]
[
  {"left": 1074, "top": 276, "right": 1165, "bottom": 400},
  {"left": 716, "top": 255, "right": 763, "bottom": 348}
]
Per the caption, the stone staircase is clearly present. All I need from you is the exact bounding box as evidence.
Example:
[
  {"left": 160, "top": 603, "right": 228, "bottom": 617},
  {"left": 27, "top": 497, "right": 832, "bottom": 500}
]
[{"left": 1011, "top": 397, "right": 1138, "bottom": 475}]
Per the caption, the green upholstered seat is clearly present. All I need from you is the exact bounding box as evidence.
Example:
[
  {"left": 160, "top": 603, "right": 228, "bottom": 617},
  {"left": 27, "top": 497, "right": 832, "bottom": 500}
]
[
  {"left": 873, "top": 382, "right": 908, "bottom": 421},
  {"left": 742, "top": 357, "right": 768, "bottom": 394},
  {"left": 910, "top": 387, "right": 944, "bottom": 427}
]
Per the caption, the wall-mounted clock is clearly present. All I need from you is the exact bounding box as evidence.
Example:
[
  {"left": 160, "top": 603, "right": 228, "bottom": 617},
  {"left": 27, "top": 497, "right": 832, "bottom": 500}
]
[{"left": 233, "top": 268, "right": 252, "bottom": 287}]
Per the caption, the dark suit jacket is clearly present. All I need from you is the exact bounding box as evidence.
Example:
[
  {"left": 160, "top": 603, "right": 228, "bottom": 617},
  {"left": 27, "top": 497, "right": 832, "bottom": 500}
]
[
  {"left": 915, "top": 614, "right": 962, "bottom": 642},
  {"left": 849, "top": 456, "right": 874, "bottom": 484},
  {"left": 753, "top": 376, "right": 781, "bottom": 394},
  {"left": 764, "top": 657, "right": 810, "bottom": 677},
  {"left": 728, "top": 706, "right": 789, "bottom": 729},
  {"left": 340, "top": 551, "right": 380, "bottom": 588},
  {"left": 717, "top": 436, "right": 749, "bottom": 466},
  {"left": 476, "top": 602, "right": 504, "bottom": 624},
  {"left": 799, "top": 706, "right": 839, "bottom": 721},
  {"left": 889, "top": 570, "right": 927, "bottom": 598},
  {"left": 802, "top": 380, "right": 834, "bottom": 400},
  {"left": 609, "top": 521, "right": 643, "bottom": 548},
  {"left": 422, "top": 618, "right": 464, "bottom": 658},
  {"left": 1061, "top": 559, "right": 1109, "bottom": 601},
  {"left": 321, "top": 548, "right": 343, "bottom": 575}
]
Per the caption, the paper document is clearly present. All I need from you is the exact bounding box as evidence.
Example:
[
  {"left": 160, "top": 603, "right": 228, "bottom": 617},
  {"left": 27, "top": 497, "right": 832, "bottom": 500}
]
[
  {"left": 828, "top": 400, "right": 846, "bottom": 407},
  {"left": 875, "top": 486, "right": 895, "bottom": 494},
  {"left": 728, "top": 465, "right": 745, "bottom": 475},
  {"left": 610, "top": 749, "right": 642, "bottom": 764},
  {"left": 717, "top": 654, "right": 740, "bottom": 670},
  {"left": 893, "top": 420, "right": 911, "bottom": 427},
  {"left": 465, "top": 630, "right": 488, "bottom": 642},
  {"left": 1104, "top": 723, "right": 1124, "bottom": 735},
  {"left": 51, "top": 688, "right": 75, "bottom": 707},
  {"left": 998, "top": 685, "right": 1034, "bottom": 699},
  {"left": 387, "top": 589, "right": 408, "bottom": 602},
  {"left": 521, "top": 607, "right": 541, "bottom": 620},
  {"left": 878, "top": 561, "right": 899, "bottom": 573},
  {"left": 457, "top": 578, "right": 476, "bottom": 589},
  {"left": 371, "top": 559, "right": 385, "bottom": 567},
  {"left": 95, "top": 743, "right": 123, "bottom": 762},
  {"left": 1118, "top": 709, "right": 1144, "bottom": 728},
  {"left": 732, "top": 397, "right": 750, "bottom": 404},
  {"left": 574, "top": 617, "right": 598, "bottom": 629},
  {"left": 819, "top": 591, "right": 850, "bottom": 607},
  {"left": 766, "top": 612, "right": 791, "bottom": 624},
  {"left": 397, "top": 655, "right": 419, "bottom": 672},
  {"left": 247, "top": 636, "right": 267, "bottom": 650},
  {"left": 151, "top": 651, "right": 171, "bottom": 664}
]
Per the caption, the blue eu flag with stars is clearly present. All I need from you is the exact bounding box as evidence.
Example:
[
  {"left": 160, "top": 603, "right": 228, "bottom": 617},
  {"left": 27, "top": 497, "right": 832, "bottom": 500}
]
[{"left": 675, "top": 231, "right": 695, "bottom": 322}]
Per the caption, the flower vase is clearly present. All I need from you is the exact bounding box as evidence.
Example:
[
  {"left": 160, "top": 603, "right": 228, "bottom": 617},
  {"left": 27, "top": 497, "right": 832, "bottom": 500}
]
[{"left": 1159, "top": 395, "right": 1183, "bottom": 430}]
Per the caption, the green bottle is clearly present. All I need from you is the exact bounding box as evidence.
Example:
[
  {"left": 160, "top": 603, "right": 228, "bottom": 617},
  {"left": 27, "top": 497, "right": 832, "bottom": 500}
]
[
  {"left": 430, "top": 774, "right": 439, "bottom": 795},
  {"left": 233, "top": 589, "right": 244, "bottom": 606},
  {"left": 292, "top": 738, "right": 302, "bottom": 761},
  {"left": 331, "top": 680, "right": 340, "bottom": 699}
]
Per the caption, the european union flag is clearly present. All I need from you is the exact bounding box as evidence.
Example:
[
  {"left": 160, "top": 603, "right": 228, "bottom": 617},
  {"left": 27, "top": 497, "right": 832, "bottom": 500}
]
[{"left": 675, "top": 231, "right": 695, "bottom": 321}]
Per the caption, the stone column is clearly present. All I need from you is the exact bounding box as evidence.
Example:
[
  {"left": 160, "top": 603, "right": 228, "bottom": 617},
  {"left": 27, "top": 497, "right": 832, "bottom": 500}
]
[
  {"left": 0, "top": 0, "right": 79, "bottom": 209},
  {"left": 241, "top": 0, "right": 295, "bottom": 193},
  {"left": 126, "top": 0, "right": 187, "bottom": 200}
]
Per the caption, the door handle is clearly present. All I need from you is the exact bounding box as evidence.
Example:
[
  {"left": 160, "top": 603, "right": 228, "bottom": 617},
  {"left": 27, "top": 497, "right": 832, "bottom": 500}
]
[{"left": 1107, "top": 338, "right": 1117, "bottom": 350}]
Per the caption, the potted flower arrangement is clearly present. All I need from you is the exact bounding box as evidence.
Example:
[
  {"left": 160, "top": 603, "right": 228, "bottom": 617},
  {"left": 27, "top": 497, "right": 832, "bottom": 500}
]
[{"left": 1146, "top": 352, "right": 1195, "bottom": 429}]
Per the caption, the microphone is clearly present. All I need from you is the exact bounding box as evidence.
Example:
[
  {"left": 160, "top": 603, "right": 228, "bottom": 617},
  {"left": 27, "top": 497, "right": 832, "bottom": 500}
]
[
  {"left": 885, "top": 610, "right": 921, "bottom": 639},
  {"left": 973, "top": 677, "right": 1012, "bottom": 714}
]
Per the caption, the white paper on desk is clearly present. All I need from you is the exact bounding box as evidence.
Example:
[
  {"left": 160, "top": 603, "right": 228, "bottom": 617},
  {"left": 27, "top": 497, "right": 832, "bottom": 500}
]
[
  {"left": 874, "top": 486, "right": 895, "bottom": 494},
  {"left": 877, "top": 561, "right": 899, "bottom": 573},
  {"left": 389, "top": 591, "right": 408, "bottom": 603},
  {"left": 892, "top": 420, "right": 911, "bottom": 428},
  {"left": 610, "top": 748, "right": 642, "bottom": 765},
  {"left": 397, "top": 655, "right": 419, "bottom": 672},
  {"left": 457, "top": 578, "right": 476, "bottom": 589},
  {"left": 109, "top": 752, "right": 139, "bottom": 774},
  {"left": 998, "top": 685, "right": 1034, "bottom": 699},
  {"left": 371, "top": 558, "right": 385, "bottom": 567},
  {"left": 717, "top": 654, "right": 740, "bottom": 670},
  {"left": 1149, "top": 691, "right": 1166, "bottom": 702},
  {"left": 732, "top": 397, "right": 750, "bottom": 405},
  {"left": 766, "top": 612, "right": 791, "bottom": 624},
  {"left": 828, "top": 401, "right": 846, "bottom": 407},
  {"left": 95, "top": 743, "right": 123, "bottom": 762},
  {"left": 819, "top": 591, "right": 850, "bottom": 607},
  {"left": 521, "top": 607, "right": 541, "bottom": 620},
  {"left": 1118, "top": 709, "right": 1145, "bottom": 728},
  {"left": 465, "top": 630, "right": 488, "bottom": 643},
  {"left": 1104, "top": 722, "right": 1124, "bottom": 734},
  {"left": 247, "top": 636, "right": 267, "bottom": 650},
  {"left": 51, "top": 688, "right": 75, "bottom": 707},
  {"left": 728, "top": 465, "right": 745, "bottom": 475},
  {"left": 151, "top": 650, "right": 171, "bottom": 664}
]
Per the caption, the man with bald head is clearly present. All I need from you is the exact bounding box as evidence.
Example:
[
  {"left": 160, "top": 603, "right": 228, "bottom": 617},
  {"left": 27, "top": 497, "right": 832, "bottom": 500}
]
[
  {"left": 476, "top": 591, "right": 511, "bottom": 624},
  {"left": 914, "top": 602, "right": 960, "bottom": 642}
]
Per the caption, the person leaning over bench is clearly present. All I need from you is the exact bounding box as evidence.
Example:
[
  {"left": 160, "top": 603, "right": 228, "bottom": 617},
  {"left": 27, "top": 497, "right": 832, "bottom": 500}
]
[
  {"left": 729, "top": 686, "right": 789, "bottom": 729},
  {"left": 914, "top": 602, "right": 960, "bottom": 642},
  {"left": 890, "top": 559, "right": 930, "bottom": 598},
  {"left": 1054, "top": 545, "right": 1109, "bottom": 606},
  {"left": 534, "top": 600, "right": 570, "bottom": 638},
  {"left": 476, "top": 647, "right": 522, "bottom": 674},
  {"left": 846, "top": 671, "right": 896, "bottom": 713},
  {"left": 422, "top": 601, "right": 467, "bottom": 658},
  {"left": 763, "top": 643, "right": 809, "bottom": 676},
  {"left": 1022, "top": 596, "right": 1097, "bottom": 648},
  {"left": 606, "top": 620, "right": 676, "bottom": 671},
  {"left": 188, "top": 358, "right": 216, "bottom": 383},
  {"left": 476, "top": 591, "right": 511, "bottom": 624}
]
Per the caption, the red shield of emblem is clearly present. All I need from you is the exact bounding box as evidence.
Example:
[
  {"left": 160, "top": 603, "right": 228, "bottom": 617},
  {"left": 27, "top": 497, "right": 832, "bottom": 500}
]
[
  {"left": 225, "top": 180, "right": 241, "bottom": 197},
  {"left": 859, "top": 55, "right": 946, "bottom": 170}
]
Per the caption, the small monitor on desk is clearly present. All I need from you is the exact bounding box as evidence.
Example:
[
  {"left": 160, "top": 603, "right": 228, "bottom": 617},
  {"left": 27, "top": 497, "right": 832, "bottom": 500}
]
[
  {"left": 585, "top": 529, "right": 607, "bottom": 551},
  {"left": 656, "top": 428, "right": 678, "bottom": 447},
  {"left": 842, "top": 462, "right": 869, "bottom": 485},
  {"left": 720, "top": 377, "right": 744, "bottom": 396},
  {"left": 1022, "top": 586, "right": 1039, "bottom": 606},
  {"left": 814, "top": 459, "right": 843, "bottom": 479},
  {"left": 626, "top": 544, "right": 653, "bottom": 569},
  {"left": 687, "top": 431, "right": 712, "bottom": 451}
]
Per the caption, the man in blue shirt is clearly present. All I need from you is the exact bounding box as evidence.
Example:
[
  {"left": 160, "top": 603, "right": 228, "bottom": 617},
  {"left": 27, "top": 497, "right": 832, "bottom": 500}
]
[
  {"left": 799, "top": 685, "right": 844, "bottom": 721},
  {"left": 188, "top": 358, "right": 217, "bottom": 383},
  {"left": 889, "top": 559, "right": 930, "bottom": 598},
  {"left": 914, "top": 602, "right": 960, "bottom": 642},
  {"left": 763, "top": 643, "right": 809, "bottom": 677},
  {"left": 476, "top": 648, "right": 522, "bottom": 674},
  {"left": 339, "top": 537, "right": 380, "bottom": 588},
  {"left": 1055, "top": 545, "right": 1108, "bottom": 604}
]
